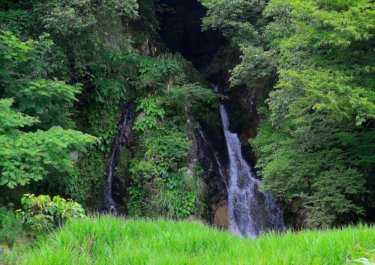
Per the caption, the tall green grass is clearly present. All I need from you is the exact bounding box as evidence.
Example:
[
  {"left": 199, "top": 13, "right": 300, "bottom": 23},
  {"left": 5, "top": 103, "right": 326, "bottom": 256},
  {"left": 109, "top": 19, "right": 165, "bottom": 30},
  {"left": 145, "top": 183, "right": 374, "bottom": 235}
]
[{"left": 16, "top": 216, "right": 375, "bottom": 265}]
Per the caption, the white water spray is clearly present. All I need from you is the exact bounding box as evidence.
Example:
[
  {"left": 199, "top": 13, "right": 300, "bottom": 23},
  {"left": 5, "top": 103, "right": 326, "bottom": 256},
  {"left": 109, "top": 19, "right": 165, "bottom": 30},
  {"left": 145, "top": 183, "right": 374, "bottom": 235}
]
[{"left": 216, "top": 86, "right": 284, "bottom": 237}]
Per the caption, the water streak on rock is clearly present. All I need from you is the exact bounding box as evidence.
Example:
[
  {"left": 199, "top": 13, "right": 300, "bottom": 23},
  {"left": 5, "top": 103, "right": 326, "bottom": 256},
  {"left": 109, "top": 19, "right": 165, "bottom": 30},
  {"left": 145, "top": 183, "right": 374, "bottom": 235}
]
[{"left": 103, "top": 103, "right": 132, "bottom": 213}]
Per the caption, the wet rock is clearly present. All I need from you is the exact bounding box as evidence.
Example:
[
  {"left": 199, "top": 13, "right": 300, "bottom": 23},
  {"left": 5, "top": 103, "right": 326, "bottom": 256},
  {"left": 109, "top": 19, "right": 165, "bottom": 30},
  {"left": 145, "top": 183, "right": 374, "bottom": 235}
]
[{"left": 211, "top": 200, "right": 229, "bottom": 229}]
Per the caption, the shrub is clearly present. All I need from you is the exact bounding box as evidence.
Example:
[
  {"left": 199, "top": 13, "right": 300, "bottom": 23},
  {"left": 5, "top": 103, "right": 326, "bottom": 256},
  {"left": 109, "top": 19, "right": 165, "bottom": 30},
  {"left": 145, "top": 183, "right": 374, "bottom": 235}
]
[
  {"left": 0, "top": 206, "right": 23, "bottom": 247},
  {"left": 16, "top": 194, "right": 85, "bottom": 234}
]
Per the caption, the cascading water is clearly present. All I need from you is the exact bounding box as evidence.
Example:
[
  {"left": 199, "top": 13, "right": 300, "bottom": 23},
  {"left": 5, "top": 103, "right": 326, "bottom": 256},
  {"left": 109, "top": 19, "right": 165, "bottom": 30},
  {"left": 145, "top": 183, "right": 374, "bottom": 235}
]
[
  {"left": 103, "top": 103, "right": 132, "bottom": 213},
  {"left": 217, "top": 87, "right": 284, "bottom": 238}
]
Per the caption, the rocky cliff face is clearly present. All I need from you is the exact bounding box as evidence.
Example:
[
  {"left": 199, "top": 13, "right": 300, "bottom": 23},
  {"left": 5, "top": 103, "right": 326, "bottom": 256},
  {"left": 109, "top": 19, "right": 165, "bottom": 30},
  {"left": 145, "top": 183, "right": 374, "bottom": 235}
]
[{"left": 194, "top": 127, "right": 228, "bottom": 226}]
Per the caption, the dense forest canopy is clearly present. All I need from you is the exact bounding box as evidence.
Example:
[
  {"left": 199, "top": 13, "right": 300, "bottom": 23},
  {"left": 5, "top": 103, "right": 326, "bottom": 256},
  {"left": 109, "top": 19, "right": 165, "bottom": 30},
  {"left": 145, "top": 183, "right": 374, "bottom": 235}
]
[{"left": 0, "top": 0, "right": 374, "bottom": 247}]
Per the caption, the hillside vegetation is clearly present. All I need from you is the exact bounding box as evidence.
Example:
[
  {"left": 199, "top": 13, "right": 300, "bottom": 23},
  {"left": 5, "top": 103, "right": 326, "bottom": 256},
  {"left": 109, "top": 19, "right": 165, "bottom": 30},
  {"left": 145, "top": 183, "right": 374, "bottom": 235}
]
[
  {"left": 0, "top": 0, "right": 374, "bottom": 263},
  {"left": 11, "top": 216, "right": 375, "bottom": 265}
]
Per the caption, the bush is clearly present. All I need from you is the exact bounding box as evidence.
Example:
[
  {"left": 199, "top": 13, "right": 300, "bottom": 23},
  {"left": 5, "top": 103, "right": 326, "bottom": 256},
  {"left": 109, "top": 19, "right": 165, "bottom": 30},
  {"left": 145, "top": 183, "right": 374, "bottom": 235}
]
[
  {"left": 0, "top": 206, "right": 23, "bottom": 247},
  {"left": 16, "top": 194, "right": 85, "bottom": 234}
]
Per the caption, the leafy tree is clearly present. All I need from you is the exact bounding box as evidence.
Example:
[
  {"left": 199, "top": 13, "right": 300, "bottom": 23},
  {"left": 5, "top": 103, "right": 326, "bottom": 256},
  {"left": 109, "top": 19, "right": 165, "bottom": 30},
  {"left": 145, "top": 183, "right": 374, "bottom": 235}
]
[
  {"left": 33, "top": 0, "right": 138, "bottom": 36},
  {"left": 0, "top": 99, "right": 94, "bottom": 189},
  {"left": 0, "top": 31, "right": 81, "bottom": 128},
  {"left": 0, "top": 31, "right": 95, "bottom": 190},
  {"left": 251, "top": 0, "right": 375, "bottom": 227},
  {"left": 200, "top": 0, "right": 275, "bottom": 87},
  {"left": 200, "top": 0, "right": 268, "bottom": 45}
]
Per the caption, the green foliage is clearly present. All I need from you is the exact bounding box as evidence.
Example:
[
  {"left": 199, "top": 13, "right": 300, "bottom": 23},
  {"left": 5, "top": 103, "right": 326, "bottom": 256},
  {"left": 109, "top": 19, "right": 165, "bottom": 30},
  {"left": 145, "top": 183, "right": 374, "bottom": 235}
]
[
  {"left": 0, "top": 0, "right": 216, "bottom": 219},
  {"left": 0, "top": 31, "right": 95, "bottom": 192},
  {"left": 93, "top": 79, "right": 125, "bottom": 104},
  {"left": 11, "top": 79, "right": 81, "bottom": 129},
  {"left": 250, "top": 0, "right": 375, "bottom": 227},
  {"left": 35, "top": 0, "right": 96, "bottom": 35},
  {"left": 200, "top": 0, "right": 276, "bottom": 89},
  {"left": 127, "top": 55, "right": 214, "bottom": 219},
  {"left": 65, "top": 104, "right": 117, "bottom": 208},
  {"left": 154, "top": 188, "right": 199, "bottom": 219},
  {"left": 0, "top": 206, "right": 23, "bottom": 247},
  {"left": 85, "top": 104, "right": 120, "bottom": 152},
  {"left": 230, "top": 45, "right": 275, "bottom": 87},
  {"left": 252, "top": 119, "right": 367, "bottom": 227},
  {"left": 101, "top": 0, "right": 139, "bottom": 18},
  {"left": 0, "top": 0, "right": 141, "bottom": 210},
  {"left": 17, "top": 194, "right": 85, "bottom": 234},
  {"left": 1, "top": 0, "right": 373, "bottom": 230},
  {"left": 0, "top": 98, "right": 36, "bottom": 132},
  {"left": 0, "top": 99, "right": 95, "bottom": 189},
  {"left": 200, "top": 0, "right": 268, "bottom": 45},
  {"left": 0, "top": 30, "right": 34, "bottom": 82},
  {"left": 13, "top": 216, "right": 375, "bottom": 265},
  {"left": 129, "top": 105, "right": 196, "bottom": 218},
  {"left": 0, "top": 31, "right": 82, "bottom": 129},
  {"left": 128, "top": 128, "right": 199, "bottom": 218},
  {"left": 33, "top": 0, "right": 138, "bottom": 36},
  {"left": 67, "top": 150, "right": 106, "bottom": 208},
  {"left": 164, "top": 83, "right": 216, "bottom": 109},
  {"left": 0, "top": 31, "right": 64, "bottom": 84},
  {"left": 133, "top": 97, "right": 165, "bottom": 131},
  {"left": 0, "top": 0, "right": 201, "bottom": 217},
  {"left": 130, "top": 54, "right": 187, "bottom": 95}
]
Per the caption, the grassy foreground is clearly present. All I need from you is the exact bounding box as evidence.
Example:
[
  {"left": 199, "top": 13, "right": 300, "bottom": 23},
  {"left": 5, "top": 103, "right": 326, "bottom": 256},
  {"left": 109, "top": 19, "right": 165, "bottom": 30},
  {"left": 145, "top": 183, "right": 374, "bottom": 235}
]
[{"left": 14, "top": 216, "right": 375, "bottom": 265}]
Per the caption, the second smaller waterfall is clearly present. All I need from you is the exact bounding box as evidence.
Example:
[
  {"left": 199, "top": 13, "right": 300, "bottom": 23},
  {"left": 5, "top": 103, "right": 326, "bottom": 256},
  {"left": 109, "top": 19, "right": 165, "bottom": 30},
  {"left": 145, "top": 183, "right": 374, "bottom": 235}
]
[{"left": 103, "top": 104, "right": 132, "bottom": 213}]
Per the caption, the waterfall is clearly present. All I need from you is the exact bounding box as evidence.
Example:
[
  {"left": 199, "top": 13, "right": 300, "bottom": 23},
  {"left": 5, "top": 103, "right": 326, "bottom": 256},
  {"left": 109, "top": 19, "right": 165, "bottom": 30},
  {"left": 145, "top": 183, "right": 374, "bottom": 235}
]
[
  {"left": 217, "top": 88, "right": 284, "bottom": 238},
  {"left": 103, "top": 103, "right": 132, "bottom": 213}
]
